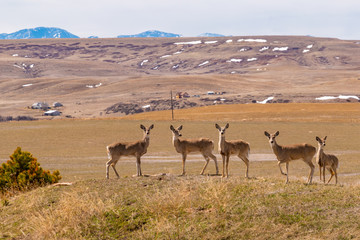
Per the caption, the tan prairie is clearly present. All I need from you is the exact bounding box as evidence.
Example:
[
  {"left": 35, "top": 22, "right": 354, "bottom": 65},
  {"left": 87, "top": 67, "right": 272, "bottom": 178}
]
[{"left": 0, "top": 103, "right": 359, "bottom": 184}]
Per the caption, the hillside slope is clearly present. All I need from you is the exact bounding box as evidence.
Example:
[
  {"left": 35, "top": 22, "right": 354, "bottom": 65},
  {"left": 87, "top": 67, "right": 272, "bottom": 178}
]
[{"left": 0, "top": 36, "right": 359, "bottom": 118}]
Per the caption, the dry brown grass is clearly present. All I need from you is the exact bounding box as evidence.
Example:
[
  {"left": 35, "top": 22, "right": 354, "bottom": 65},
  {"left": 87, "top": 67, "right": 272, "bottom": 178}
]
[{"left": 2, "top": 176, "right": 360, "bottom": 239}]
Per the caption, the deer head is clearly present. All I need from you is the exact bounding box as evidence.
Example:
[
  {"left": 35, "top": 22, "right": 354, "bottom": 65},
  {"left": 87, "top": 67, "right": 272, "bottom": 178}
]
[
  {"left": 170, "top": 125, "right": 183, "bottom": 138},
  {"left": 215, "top": 123, "right": 229, "bottom": 136},
  {"left": 264, "top": 131, "right": 280, "bottom": 146},
  {"left": 140, "top": 124, "right": 154, "bottom": 138},
  {"left": 316, "top": 136, "right": 327, "bottom": 148}
]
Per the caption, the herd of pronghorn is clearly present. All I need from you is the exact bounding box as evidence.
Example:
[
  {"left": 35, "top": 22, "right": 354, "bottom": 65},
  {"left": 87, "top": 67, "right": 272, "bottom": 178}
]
[{"left": 106, "top": 124, "right": 339, "bottom": 184}]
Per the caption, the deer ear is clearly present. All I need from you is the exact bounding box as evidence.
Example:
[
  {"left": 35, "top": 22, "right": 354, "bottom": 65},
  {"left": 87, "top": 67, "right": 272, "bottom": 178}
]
[
  {"left": 316, "top": 136, "right": 320, "bottom": 142},
  {"left": 178, "top": 125, "right": 183, "bottom": 131},
  {"left": 225, "top": 123, "right": 229, "bottom": 129},
  {"left": 149, "top": 124, "right": 154, "bottom": 130},
  {"left": 215, "top": 123, "right": 220, "bottom": 130},
  {"left": 264, "top": 131, "right": 270, "bottom": 138},
  {"left": 324, "top": 136, "right": 327, "bottom": 140},
  {"left": 275, "top": 131, "right": 280, "bottom": 137},
  {"left": 170, "top": 125, "right": 174, "bottom": 131},
  {"left": 140, "top": 124, "right": 146, "bottom": 130}
]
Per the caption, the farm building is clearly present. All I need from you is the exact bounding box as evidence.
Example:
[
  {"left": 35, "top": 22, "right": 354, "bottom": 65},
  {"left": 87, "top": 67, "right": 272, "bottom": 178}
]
[
  {"left": 44, "top": 110, "right": 61, "bottom": 116},
  {"left": 31, "top": 102, "right": 49, "bottom": 109},
  {"left": 52, "top": 102, "right": 63, "bottom": 107},
  {"left": 176, "top": 92, "right": 190, "bottom": 99}
]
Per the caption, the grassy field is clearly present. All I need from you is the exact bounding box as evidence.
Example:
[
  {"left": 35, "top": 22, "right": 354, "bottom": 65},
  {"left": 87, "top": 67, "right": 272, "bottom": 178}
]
[{"left": 1, "top": 102, "right": 360, "bottom": 239}]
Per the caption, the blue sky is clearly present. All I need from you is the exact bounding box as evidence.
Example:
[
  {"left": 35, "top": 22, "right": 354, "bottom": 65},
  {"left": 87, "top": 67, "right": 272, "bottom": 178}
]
[{"left": 1, "top": 0, "right": 360, "bottom": 39}]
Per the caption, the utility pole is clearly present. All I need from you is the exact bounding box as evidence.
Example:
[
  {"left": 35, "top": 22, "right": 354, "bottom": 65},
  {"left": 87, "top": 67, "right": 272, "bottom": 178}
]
[{"left": 170, "top": 90, "right": 174, "bottom": 120}]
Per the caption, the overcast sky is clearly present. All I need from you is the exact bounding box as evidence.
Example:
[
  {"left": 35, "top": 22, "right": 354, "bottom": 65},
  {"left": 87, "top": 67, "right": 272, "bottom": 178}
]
[{"left": 1, "top": 0, "right": 360, "bottom": 39}]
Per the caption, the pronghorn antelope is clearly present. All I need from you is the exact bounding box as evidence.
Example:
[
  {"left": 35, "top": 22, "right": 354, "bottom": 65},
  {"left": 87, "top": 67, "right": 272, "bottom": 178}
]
[
  {"left": 315, "top": 136, "right": 339, "bottom": 184},
  {"left": 215, "top": 123, "right": 250, "bottom": 178},
  {"left": 264, "top": 131, "right": 316, "bottom": 184},
  {"left": 106, "top": 124, "right": 154, "bottom": 179},
  {"left": 170, "top": 125, "right": 219, "bottom": 176}
]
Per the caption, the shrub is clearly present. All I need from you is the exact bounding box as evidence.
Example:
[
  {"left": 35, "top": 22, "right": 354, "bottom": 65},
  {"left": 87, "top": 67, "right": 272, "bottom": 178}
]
[{"left": 0, "top": 147, "right": 61, "bottom": 194}]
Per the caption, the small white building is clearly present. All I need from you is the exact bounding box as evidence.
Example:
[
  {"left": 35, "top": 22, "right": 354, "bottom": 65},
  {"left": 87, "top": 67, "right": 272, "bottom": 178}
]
[{"left": 44, "top": 110, "right": 61, "bottom": 116}]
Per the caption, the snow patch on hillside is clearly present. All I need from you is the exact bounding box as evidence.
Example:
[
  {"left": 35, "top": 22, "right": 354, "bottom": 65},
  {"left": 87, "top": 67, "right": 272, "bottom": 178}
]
[{"left": 315, "top": 95, "right": 359, "bottom": 101}]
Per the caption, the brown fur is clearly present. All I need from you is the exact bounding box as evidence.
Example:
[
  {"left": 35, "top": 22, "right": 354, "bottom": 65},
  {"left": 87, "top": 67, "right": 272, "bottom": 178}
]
[
  {"left": 316, "top": 136, "right": 339, "bottom": 184},
  {"left": 170, "top": 125, "right": 219, "bottom": 176},
  {"left": 264, "top": 131, "right": 316, "bottom": 184},
  {"left": 106, "top": 124, "right": 154, "bottom": 179},
  {"left": 215, "top": 123, "right": 250, "bottom": 178}
]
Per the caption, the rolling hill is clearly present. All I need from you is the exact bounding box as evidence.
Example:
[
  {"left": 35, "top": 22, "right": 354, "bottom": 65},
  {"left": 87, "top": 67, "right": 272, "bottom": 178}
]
[{"left": 0, "top": 35, "right": 359, "bottom": 119}]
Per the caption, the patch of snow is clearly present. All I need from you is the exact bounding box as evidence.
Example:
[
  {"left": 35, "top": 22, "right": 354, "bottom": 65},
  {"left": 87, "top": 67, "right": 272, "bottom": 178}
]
[
  {"left": 152, "top": 66, "right": 159, "bottom": 70},
  {"left": 12, "top": 54, "right": 18, "bottom": 57},
  {"left": 303, "top": 49, "right": 310, "bottom": 53},
  {"left": 227, "top": 58, "right": 242, "bottom": 63},
  {"left": 173, "top": 51, "right": 182, "bottom": 55},
  {"left": 174, "top": 40, "right": 202, "bottom": 45},
  {"left": 204, "top": 41, "right": 218, "bottom": 44},
  {"left": 247, "top": 58, "right": 257, "bottom": 62},
  {"left": 226, "top": 39, "right": 233, "bottom": 43},
  {"left": 259, "top": 46, "right": 269, "bottom": 52},
  {"left": 315, "top": 95, "right": 359, "bottom": 101},
  {"left": 239, "top": 48, "right": 248, "bottom": 52},
  {"left": 172, "top": 64, "right": 179, "bottom": 69},
  {"left": 231, "top": 71, "right": 236, "bottom": 74},
  {"left": 306, "top": 44, "right": 313, "bottom": 49},
  {"left": 198, "top": 61, "right": 209, "bottom": 67},
  {"left": 335, "top": 56, "right": 340, "bottom": 60},
  {"left": 86, "top": 83, "right": 102, "bottom": 88},
  {"left": 29, "top": 64, "right": 34, "bottom": 68},
  {"left": 257, "top": 97, "right": 274, "bottom": 104},
  {"left": 140, "top": 59, "right": 148, "bottom": 66},
  {"left": 22, "top": 83, "right": 33, "bottom": 87},
  {"left": 142, "top": 105, "right": 151, "bottom": 109},
  {"left": 238, "top": 39, "right": 267, "bottom": 43},
  {"left": 160, "top": 55, "right": 171, "bottom": 58},
  {"left": 273, "top": 47, "right": 288, "bottom": 51}
]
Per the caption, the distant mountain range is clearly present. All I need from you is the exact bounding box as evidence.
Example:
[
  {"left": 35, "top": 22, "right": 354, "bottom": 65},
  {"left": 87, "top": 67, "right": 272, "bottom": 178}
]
[
  {"left": 0, "top": 27, "right": 225, "bottom": 39},
  {"left": 117, "top": 30, "right": 181, "bottom": 38},
  {"left": 0, "top": 27, "right": 79, "bottom": 39}
]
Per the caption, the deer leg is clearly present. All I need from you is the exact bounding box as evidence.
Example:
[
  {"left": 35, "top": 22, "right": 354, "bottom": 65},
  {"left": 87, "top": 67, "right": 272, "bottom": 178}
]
[
  {"left": 306, "top": 160, "right": 315, "bottom": 185},
  {"left": 221, "top": 154, "right": 226, "bottom": 177},
  {"left": 225, "top": 155, "right": 230, "bottom": 178},
  {"left": 209, "top": 153, "right": 219, "bottom": 175},
  {"left": 285, "top": 162, "right": 289, "bottom": 184},
  {"left": 111, "top": 164, "right": 120, "bottom": 178},
  {"left": 181, "top": 153, "right": 187, "bottom": 176},
  {"left": 334, "top": 168, "right": 338, "bottom": 185},
  {"left": 278, "top": 162, "right": 287, "bottom": 176},
  {"left": 319, "top": 164, "right": 322, "bottom": 181},
  {"left": 240, "top": 155, "right": 250, "bottom": 179},
  {"left": 136, "top": 155, "right": 142, "bottom": 176},
  {"left": 327, "top": 168, "right": 334, "bottom": 184},
  {"left": 200, "top": 155, "right": 210, "bottom": 175},
  {"left": 323, "top": 165, "right": 326, "bottom": 184}
]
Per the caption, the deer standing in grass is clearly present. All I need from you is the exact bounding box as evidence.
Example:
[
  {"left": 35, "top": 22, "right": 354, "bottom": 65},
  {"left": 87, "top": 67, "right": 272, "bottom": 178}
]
[
  {"left": 264, "top": 131, "right": 316, "bottom": 184},
  {"left": 106, "top": 124, "right": 154, "bottom": 179},
  {"left": 215, "top": 123, "right": 250, "bottom": 178},
  {"left": 315, "top": 136, "right": 339, "bottom": 184},
  {"left": 170, "top": 125, "right": 219, "bottom": 176}
]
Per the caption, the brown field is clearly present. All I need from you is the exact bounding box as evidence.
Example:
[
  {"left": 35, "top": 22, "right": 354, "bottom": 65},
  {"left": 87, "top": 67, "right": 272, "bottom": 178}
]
[{"left": 0, "top": 102, "right": 359, "bottom": 184}]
